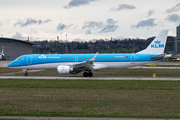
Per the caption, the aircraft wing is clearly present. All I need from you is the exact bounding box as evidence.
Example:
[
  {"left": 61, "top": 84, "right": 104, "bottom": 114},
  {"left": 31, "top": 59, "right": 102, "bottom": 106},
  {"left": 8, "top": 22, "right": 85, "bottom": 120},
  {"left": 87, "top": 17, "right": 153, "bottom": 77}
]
[
  {"left": 170, "top": 54, "right": 180, "bottom": 60},
  {"left": 171, "top": 54, "right": 180, "bottom": 58},
  {"left": 71, "top": 52, "right": 98, "bottom": 70}
]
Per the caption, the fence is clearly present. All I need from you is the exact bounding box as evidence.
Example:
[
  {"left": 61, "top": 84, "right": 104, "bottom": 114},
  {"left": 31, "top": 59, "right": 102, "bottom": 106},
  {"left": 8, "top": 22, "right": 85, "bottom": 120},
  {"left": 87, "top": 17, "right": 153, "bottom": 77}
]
[{"left": 0, "top": 95, "right": 180, "bottom": 119}]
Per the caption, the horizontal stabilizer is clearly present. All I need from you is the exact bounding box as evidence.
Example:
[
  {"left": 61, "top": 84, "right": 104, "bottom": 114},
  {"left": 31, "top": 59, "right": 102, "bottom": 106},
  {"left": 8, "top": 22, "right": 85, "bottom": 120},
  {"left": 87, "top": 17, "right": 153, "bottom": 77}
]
[{"left": 150, "top": 53, "right": 167, "bottom": 59}]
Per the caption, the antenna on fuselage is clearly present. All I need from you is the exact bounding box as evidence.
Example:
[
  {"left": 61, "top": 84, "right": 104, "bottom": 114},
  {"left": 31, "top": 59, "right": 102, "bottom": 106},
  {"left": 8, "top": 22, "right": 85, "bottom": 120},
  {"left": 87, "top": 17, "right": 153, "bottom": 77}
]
[{"left": 66, "top": 34, "right": 67, "bottom": 54}]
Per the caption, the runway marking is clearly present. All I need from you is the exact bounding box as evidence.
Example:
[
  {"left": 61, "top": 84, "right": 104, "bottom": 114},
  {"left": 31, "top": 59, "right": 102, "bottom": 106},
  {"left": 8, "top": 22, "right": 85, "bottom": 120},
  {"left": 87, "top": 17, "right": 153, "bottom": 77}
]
[{"left": 0, "top": 76, "right": 180, "bottom": 80}]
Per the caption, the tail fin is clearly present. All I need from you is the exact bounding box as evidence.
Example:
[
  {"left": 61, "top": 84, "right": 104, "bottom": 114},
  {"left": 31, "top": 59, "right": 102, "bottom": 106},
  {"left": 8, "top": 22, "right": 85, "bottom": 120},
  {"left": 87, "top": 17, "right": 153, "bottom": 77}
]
[
  {"left": 137, "top": 30, "right": 169, "bottom": 54},
  {"left": 0, "top": 46, "right": 4, "bottom": 56}
]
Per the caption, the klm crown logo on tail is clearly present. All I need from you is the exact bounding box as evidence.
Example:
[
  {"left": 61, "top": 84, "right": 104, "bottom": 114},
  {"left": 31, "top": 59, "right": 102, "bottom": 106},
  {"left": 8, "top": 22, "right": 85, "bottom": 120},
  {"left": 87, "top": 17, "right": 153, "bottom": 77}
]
[{"left": 151, "top": 40, "right": 164, "bottom": 48}]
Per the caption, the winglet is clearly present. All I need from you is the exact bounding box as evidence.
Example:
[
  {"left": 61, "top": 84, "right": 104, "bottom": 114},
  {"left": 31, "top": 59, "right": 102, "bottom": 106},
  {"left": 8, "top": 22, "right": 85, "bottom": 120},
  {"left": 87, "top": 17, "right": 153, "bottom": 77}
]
[{"left": 89, "top": 52, "right": 98, "bottom": 62}]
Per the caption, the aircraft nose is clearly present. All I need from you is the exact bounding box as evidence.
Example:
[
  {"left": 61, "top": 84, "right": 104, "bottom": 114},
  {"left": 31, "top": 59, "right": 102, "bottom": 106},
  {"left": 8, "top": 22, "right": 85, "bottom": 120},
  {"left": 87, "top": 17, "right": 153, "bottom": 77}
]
[{"left": 8, "top": 62, "right": 14, "bottom": 67}]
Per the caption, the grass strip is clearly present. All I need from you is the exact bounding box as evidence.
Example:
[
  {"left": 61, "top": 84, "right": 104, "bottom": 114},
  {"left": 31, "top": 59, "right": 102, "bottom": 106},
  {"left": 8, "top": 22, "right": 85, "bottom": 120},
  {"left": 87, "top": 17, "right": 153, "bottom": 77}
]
[{"left": 0, "top": 79, "right": 180, "bottom": 118}]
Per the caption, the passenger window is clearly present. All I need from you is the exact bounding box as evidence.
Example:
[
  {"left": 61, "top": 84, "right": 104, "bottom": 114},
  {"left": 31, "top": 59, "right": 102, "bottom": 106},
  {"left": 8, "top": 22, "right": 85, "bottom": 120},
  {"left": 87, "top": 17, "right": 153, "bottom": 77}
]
[
  {"left": 87, "top": 58, "right": 89, "bottom": 60},
  {"left": 46, "top": 58, "right": 47, "bottom": 60},
  {"left": 60, "top": 58, "right": 62, "bottom": 60},
  {"left": 84, "top": 58, "right": 85, "bottom": 60},
  {"left": 38, "top": 58, "right": 40, "bottom": 60},
  {"left": 80, "top": 58, "right": 81, "bottom": 60},
  {"left": 108, "top": 58, "right": 110, "bottom": 59},
  {"left": 64, "top": 58, "right": 66, "bottom": 60},
  {"left": 123, "top": 58, "right": 124, "bottom": 59},
  {"left": 53, "top": 58, "right": 55, "bottom": 60},
  {"left": 42, "top": 58, "right": 44, "bottom": 60},
  {"left": 98, "top": 58, "right": 100, "bottom": 60},
  {"left": 112, "top": 58, "right": 113, "bottom": 59},
  {"left": 119, "top": 57, "right": 121, "bottom": 59},
  {"left": 101, "top": 58, "right": 103, "bottom": 59},
  {"left": 115, "top": 58, "right": 117, "bottom": 59},
  {"left": 68, "top": 58, "right": 69, "bottom": 60}
]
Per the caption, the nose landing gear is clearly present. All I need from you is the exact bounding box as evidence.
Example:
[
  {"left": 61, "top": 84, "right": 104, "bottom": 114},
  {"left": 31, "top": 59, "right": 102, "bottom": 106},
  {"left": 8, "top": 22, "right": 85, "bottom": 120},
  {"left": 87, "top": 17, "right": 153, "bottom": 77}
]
[
  {"left": 24, "top": 72, "right": 28, "bottom": 76},
  {"left": 83, "top": 71, "right": 93, "bottom": 77},
  {"left": 23, "top": 69, "right": 28, "bottom": 76}
]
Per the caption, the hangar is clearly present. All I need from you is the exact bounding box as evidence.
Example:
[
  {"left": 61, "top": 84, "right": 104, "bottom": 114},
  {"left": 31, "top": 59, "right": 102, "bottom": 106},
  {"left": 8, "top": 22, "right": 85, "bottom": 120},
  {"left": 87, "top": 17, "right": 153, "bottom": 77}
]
[{"left": 0, "top": 37, "right": 34, "bottom": 61}]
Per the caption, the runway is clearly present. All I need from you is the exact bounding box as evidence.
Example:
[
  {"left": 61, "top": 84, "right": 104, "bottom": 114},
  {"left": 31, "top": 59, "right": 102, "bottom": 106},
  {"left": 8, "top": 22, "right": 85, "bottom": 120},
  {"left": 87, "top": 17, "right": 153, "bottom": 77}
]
[{"left": 1, "top": 76, "right": 180, "bottom": 80}]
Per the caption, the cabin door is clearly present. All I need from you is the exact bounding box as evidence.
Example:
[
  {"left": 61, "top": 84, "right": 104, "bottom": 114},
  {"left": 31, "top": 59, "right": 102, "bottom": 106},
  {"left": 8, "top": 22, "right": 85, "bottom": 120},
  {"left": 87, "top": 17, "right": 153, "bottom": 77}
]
[
  {"left": 75, "top": 57, "right": 78, "bottom": 62},
  {"left": 27, "top": 55, "right": 32, "bottom": 65},
  {"left": 131, "top": 53, "right": 135, "bottom": 64}
]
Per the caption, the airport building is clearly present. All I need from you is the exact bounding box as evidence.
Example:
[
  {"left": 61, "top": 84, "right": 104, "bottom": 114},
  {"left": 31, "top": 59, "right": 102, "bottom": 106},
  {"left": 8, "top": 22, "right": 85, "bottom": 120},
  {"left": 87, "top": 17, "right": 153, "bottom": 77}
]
[
  {"left": 0, "top": 37, "right": 34, "bottom": 61},
  {"left": 177, "top": 25, "right": 180, "bottom": 37},
  {"left": 174, "top": 25, "right": 180, "bottom": 53}
]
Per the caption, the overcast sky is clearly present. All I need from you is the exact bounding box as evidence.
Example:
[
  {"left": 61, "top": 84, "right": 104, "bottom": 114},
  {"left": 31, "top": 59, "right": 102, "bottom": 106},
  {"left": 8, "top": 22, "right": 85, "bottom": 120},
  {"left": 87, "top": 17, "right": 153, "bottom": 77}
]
[{"left": 0, "top": 0, "right": 180, "bottom": 41}]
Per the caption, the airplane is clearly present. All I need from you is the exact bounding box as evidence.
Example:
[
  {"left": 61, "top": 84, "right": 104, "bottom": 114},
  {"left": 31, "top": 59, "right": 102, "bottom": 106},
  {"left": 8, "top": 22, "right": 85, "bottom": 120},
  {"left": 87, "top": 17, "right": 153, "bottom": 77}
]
[
  {"left": 8, "top": 30, "right": 170, "bottom": 77},
  {"left": 0, "top": 46, "right": 4, "bottom": 61}
]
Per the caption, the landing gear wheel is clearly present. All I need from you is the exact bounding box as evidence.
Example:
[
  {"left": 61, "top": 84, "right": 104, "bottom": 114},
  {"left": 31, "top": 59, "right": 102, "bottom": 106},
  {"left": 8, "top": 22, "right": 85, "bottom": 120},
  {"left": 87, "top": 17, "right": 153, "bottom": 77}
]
[
  {"left": 83, "top": 72, "right": 88, "bottom": 77},
  {"left": 83, "top": 72, "right": 93, "bottom": 77},
  {"left": 24, "top": 72, "right": 28, "bottom": 76},
  {"left": 89, "top": 72, "right": 93, "bottom": 77}
]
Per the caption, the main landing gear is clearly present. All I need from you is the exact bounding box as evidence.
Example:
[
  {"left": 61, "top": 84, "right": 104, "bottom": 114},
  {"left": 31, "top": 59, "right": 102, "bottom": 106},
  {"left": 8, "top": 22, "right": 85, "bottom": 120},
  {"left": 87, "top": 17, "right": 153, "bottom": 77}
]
[{"left": 83, "top": 71, "right": 93, "bottom": 77}]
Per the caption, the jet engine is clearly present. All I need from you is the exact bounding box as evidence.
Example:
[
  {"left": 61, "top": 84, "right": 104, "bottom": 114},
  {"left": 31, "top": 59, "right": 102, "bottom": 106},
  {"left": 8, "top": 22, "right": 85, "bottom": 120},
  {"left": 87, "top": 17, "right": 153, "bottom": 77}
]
[
  {"left": 57, "top": 66, "right": 73, "bottom": 74},
  {"left": 57, "top": 65, "right": 81, "bottom": 74}
]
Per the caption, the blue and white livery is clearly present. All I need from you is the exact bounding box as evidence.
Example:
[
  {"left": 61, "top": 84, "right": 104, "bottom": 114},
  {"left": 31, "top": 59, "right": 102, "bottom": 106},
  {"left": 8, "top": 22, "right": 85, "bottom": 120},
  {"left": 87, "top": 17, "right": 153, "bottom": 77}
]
[{"left": 8, "top": 30, "right": 169, "bottom": 77}]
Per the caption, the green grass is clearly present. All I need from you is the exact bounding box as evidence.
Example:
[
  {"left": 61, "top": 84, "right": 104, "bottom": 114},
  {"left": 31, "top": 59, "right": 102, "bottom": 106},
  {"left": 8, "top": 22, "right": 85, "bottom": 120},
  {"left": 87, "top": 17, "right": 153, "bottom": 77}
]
[
  {"left": 0, "top": 67, "right": 21, "bottom": 74},
  {"left": 0, "top": 79, "right": 180, "bottom": 118},
  {"left": 1, "top": 67, "right": 180, "bottom": 118}
]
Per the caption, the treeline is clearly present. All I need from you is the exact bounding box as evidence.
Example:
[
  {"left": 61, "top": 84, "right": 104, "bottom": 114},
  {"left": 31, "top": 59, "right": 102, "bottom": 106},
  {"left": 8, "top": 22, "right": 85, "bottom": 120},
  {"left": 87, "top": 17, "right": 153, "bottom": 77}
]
[{"left": 33, "top": 36, "right": 175, "bottom": 54}]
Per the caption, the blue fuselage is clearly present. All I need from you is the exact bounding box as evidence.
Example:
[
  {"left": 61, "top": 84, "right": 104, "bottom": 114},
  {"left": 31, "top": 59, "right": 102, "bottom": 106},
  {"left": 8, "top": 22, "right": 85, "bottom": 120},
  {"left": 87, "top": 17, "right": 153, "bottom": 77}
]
[{"left": 8, "top": 53, "right": 162, "bottom": 70}]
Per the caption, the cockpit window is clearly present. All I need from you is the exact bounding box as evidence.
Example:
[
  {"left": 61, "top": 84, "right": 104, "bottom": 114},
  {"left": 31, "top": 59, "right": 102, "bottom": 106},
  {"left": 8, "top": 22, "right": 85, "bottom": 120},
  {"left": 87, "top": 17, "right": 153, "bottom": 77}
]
[{"left": 16, "top": 58, "right": 21, "bottom": 60}]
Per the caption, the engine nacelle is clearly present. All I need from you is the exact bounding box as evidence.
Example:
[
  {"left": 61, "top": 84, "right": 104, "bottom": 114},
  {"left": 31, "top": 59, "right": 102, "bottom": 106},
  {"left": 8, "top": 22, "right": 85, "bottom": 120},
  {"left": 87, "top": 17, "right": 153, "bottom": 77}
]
[{"left": 57, "top": 66, "right": 73, "bottom": 74}]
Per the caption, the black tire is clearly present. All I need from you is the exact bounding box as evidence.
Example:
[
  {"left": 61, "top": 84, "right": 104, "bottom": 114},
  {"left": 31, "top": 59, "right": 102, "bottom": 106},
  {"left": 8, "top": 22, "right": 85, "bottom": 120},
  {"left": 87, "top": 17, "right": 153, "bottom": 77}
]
[
  {"left": 89, "top": 72, "right": 93, "bottom": 77},
  {"left": 83, "top": 72, "right": 88, "bottom": 77},
  {"left": 24, "top": 73, "right": 28, "bottom": 76}
]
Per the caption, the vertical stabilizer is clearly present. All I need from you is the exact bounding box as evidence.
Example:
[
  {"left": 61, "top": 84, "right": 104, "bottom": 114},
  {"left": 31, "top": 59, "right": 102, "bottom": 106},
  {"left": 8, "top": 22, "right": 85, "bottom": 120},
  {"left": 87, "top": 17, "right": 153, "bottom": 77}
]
[
  {"left": 137, "top": 30, "right": 169, "bottom": 54},
  {"left": 1, "top": 46, "right": 4, "bottom": 54}
]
